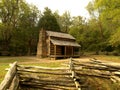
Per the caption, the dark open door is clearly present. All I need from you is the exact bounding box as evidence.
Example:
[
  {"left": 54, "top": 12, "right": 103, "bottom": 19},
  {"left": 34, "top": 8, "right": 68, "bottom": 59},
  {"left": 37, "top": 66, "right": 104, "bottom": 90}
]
[{"left": 61, "top": 46, "right": 65, "bottom": 55}]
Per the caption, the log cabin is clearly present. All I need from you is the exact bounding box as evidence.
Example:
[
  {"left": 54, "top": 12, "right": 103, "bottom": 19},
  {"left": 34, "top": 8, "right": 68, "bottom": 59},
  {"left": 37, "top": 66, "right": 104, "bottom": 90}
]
[{"left": 37, "top": 29, "right": 81, "bottom": 59}]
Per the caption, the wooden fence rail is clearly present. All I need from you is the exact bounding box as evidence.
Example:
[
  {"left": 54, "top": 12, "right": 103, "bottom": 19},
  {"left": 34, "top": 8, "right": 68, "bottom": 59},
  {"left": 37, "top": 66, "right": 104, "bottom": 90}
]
[
  {"left": 69, "top": 58, "right": 81, "bottom": 90},
  {"left": 1, "top": 58, "right": 120, "bottom": 90},
  {"left": 71, "top": 58, "right": 120, "bottom": 84},
  {"left": 17, "top": 64, "right": 76, "bottom": 90},
  {"left": 0, "top": 62, "right": 19, "bottom": 90}
]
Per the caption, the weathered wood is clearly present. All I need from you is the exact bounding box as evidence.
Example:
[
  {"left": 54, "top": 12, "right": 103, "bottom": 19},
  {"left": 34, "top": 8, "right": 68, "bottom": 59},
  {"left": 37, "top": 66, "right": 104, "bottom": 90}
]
[
  {"left": 20, "top": 84, "right": 76, "bottom": 90},
  {"left": 90, "top": 59, "right": 120, "bottom": 69},
  {"left": 9, "top": 74, "right": 19, "bottom": 90},
  {"left": 72, "top": 58, "right": 120, "bottom": 86},
  {"left": 113, "top": 71, "right": 120, "bottom": 76},
  {"left": 2, "top": 58, "right": 120, "bottom": 90},
  {"left": 48, "top": 36, "right": 51, "bottom": 56},
  {"left": 74, "top": 62, "right": 117, "bottom": 71},
  {"left": 20, "top": 81, "right": 75, "bottom": 88},
  {"left": 111, "top": 76, "right": 120, "bottom": 83},
  {"left": 0, "top": 62, "right": 17, "bottom": 90},
  {"left": 76, "top": 72, "right": 110, "bottom": 79},
  {"left": 20, "top": 82, "right": 76, "bottom": 90},
  {"left": 19, "top": 73, "right": 72, "bottom": 81},
  {"left": 17, "top": 69, "right": 71, "bottom": 75},
  {"left": 54, "top": 45, "right": 56, "bottom": 58},
  {"left": 17, "top": 65, "right": 69, "bottom": 70},
  {"left": 20, "top": 76, "right": 74, "bottom": 82},
  {"left": 74, "top": 79, "right": 81, "bottom": 90},
  {"left": 69, "top": 58, "right": 81, "bottom": 90},
  {"left": 73, "top": 59, "right": 120, "bottom": 72},
  {"left": 69, "top": 58, "right": 74, "bottom": 71}
]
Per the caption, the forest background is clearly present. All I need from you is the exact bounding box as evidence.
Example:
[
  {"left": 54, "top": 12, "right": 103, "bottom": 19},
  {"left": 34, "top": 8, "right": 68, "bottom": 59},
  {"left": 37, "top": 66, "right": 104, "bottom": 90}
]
[{"left": 0, "top": 0, "right": 120, "bottom": 56}]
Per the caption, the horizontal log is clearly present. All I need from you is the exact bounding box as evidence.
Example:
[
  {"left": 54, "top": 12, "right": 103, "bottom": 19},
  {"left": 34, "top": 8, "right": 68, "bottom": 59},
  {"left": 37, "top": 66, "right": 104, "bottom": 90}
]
[
  {"left": 113, "top": 71, "right": 120, "bottom": 76},
  {"left": 17, "top": 65, "right": 69, "bottom": 70},
  {"left": 76, "top": 72, "right": 110, "bottom": 79},
  {"left": 72, "top": 59, "right": 120, "bottom": 72},
  {"left": 111, "top": 76, "right": 120, "bottom": 83},
  {"left": 20, "top": 86, "right": 76, "bottom": 90},
  {"left": 74, "top": 63, "right": 118, "bottom": 71},
  {"left": 20, "top": 83, "right": 76, "bottom": 90},
  {"left": 20, "top": 77, "right": 74, "bottom": 83},
  {"left": 19, "top": 74, "right": 72, "bottom": 82},
  {"left": 17, "top": 69, "right": 71, "bottom": 75},
  {"left": 20, "top": 80, "right": 75, "bottom": 88},
  {"left": 76, "top": 68, "right": 111, "bottom": 75},
  {"left": 9, "top": 74, "right": 19, "bottom": 90},
  {"left": 17, "top": 69, "right": 69, "bottom": 74},
  {"left": 20, "top": 78, "right": 74, "bottom": 84},
  {"left": 90, "top": 59, "right": 120, "bottom": 69}
]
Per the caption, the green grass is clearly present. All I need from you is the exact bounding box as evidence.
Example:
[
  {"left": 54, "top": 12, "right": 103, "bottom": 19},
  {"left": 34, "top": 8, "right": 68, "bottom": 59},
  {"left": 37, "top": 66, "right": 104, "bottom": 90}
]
[
  {"left": 0, "top": 64, "right": 9, "bottom": 82},
  {"left": 89, "top": 55, "right": 120, "bottom": 63},
  {"left": 0, "top": 56, "right": 66, "bottom": 82},
  {"left": 0, "top": 57, "right": 31, "bottom": 82},
  {"left": 0, "top": 56, "right": 35, "bottom": 63}
]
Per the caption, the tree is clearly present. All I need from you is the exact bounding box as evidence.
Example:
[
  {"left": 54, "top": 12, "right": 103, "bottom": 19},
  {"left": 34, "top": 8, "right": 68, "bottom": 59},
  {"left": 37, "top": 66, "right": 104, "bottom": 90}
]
[
  {"left": 69, "top": 16, "right": 87, "bottom": 51},
  {"left": 60, "top": 11, "right": 72, "bottom": 33},
  {"left": 109, "top": 27, "right": 120, "bottom": 47},
  {"left": 85, "top": 0, "right": 118, "bottom": 54},
  {"left": 0, "top": 0, "right": 40, "bottom": 56},
  {"left": 93, "top": 0, "right": 120, "bottom": 53},
  {"left": 11, "top": 3, "right": 40, "bottom": 55},
  {"left": 0, "top": 0, "right": 19, "bottom": 53},
  {"left": 38, "top": 7, "right": 60, "bottom": 32}
]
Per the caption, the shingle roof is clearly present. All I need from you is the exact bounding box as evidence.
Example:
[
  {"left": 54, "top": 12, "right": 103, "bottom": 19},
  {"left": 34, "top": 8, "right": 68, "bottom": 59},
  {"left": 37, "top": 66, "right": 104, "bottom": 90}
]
[
  {"left": 50, "top": 38, "right": 81, "bottom": 47},
  {"left": 46, "top": 31, "right": 75, "bottom": 40}
]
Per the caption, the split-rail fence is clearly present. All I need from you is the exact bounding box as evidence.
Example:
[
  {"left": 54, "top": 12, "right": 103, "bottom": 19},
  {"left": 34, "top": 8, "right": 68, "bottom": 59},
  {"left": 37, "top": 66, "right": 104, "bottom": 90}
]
[{"left": 0, "top": 58, "right": 120, "bottom": 90}]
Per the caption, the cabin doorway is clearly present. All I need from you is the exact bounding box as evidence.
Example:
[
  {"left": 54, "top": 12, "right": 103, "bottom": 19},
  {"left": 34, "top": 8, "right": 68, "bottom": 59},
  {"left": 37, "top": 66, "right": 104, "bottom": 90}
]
[{"left": 61, "top": 46, "right": 65, "bottom": 55}]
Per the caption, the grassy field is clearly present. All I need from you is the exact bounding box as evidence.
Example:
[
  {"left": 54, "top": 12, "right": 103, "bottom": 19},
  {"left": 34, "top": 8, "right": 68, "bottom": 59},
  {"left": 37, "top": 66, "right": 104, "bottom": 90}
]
[
  {"left": 83, "top": 55, "right": 120, "bottom": 63},
  {"left": 0, "top": 56, "right": 67, "bottom": 82},
  {"left": 0, "top": 55, "right": 120, "bottom": 89}
]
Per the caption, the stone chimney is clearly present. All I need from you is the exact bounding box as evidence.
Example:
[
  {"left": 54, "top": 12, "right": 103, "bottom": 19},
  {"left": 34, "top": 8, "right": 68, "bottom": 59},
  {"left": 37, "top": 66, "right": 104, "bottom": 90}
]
[{"left": 37, "top": 28, "right": 47, "bottom": 58}]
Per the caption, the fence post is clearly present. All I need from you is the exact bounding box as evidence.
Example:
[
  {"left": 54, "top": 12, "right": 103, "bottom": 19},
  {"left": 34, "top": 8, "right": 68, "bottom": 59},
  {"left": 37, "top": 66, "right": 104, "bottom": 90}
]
[
  {"left": 69, "top": 58, "right": 81, "bottom": 90},
  {"left": 69, "top": 58, "right": 75, "bottom": 78},
  {"left": 0, "top": 62, "right": 18, "bottom": 90}
]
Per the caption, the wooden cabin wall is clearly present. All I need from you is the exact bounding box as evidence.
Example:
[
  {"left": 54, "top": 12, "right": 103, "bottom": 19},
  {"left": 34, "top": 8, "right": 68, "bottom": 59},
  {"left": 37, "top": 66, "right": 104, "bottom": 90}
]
[
  {"left": 50, "top": 42, "right": 54, "bottom": 55},
  {"left": 46, "top": 36, "right": 50, "bottom": 56},
  {"left": 50, "top": 43, "right": 79, "bottom": 58},
  {"left": 66, "top": 46, "right": 72, "bottom": 55},
  {"left": 56, "top": 46, "right": 62, "bottom": 55},
  {"left": 50, "top": 43, "right": 62, "bottom": 55}
]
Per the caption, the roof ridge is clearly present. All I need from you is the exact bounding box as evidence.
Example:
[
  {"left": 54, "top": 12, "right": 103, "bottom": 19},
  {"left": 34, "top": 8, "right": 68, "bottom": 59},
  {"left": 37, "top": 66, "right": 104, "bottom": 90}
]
[
  {"left": 46, "top": 30, "right": 69, "bottom": 34},
  {"left": 46, "top": 30, "right": 75, "bottom": 40}
]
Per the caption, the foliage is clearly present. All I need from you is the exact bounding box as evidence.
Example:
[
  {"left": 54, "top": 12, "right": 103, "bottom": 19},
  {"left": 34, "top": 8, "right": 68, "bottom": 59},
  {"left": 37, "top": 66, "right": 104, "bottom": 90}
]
[
  {"left": 84, "top": 0, "right": 120, "bottom": 54},
  {"left": 60, "top": 11, "right": 72, "bottom": 33},
  {"left": 93, "top": 0, "right": 120, "bottom": 50},
  {"left": 109, "top": 27, "right": 120, "bottom": 54},
  {"left": 0, "top": 0, "right": 40, "bottom": 56},
  {"left": 0, "top": 0, "right": 19, "bottom": 51},
  {"left": 0, "top": 0, "right": 120, "bottom": 56},
  {"left": 38, "top": 7, "right": 60, "bottom": 32},
  {"left": 69, "top": 16, "right": 107, "bottom": 53}
]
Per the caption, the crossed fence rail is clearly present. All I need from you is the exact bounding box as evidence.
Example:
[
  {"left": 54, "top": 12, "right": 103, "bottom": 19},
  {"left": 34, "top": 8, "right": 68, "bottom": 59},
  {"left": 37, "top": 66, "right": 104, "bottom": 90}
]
[{"left": 0, "top": 58, "right": 120, "bottom": 90}]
